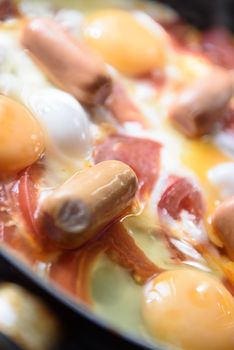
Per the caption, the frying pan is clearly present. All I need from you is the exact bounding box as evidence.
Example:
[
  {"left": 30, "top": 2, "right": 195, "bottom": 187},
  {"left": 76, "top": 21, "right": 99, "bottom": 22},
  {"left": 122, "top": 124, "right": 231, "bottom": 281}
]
[
  {"left": 0, "top": 246, "right": 160, "bottom": 350},
  {"left": 0, "top": 1, "right": 233, "bottom": 349}
]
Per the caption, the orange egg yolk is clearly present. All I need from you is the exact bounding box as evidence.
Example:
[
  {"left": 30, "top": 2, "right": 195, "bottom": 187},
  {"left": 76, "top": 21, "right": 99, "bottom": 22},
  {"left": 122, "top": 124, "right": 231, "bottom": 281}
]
[
  {"left": 143, "top": 269, "right": 234, "bottom": 350},
  {"left": 83, "top": 9, "right": 166, "bottom": 76},
  {"left": 0, "top": 95, "right": 44, "bottom": 175}
]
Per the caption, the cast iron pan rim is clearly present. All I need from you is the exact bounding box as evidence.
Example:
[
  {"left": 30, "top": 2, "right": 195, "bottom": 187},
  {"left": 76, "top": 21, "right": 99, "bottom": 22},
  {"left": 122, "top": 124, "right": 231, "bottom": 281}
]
[
  {"left": 0, "top": 332, "right": 24, "bottom": 350},
  {"left": 0, "top": 246, "right": 168, "bottom": 350}
]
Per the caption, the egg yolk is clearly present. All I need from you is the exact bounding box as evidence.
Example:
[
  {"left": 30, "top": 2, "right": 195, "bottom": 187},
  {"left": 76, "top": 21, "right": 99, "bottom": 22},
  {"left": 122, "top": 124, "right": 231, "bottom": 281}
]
[
  {"left": 83, "top": 9, "right": 166, "bottom": 76},
  {"left": 143, "top": 269, "right": 234, "bottom": 350},
  {"left": 0, "top": 95, "right": 44, "bottom": 175}
]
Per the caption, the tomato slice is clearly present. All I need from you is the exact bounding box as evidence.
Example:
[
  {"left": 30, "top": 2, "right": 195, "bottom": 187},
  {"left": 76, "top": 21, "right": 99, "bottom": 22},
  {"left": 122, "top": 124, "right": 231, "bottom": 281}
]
[
  {"left": 158, "top": 176, "right": 204, "bottom": 222},
  {"left": 94, "top": 135, "right": 161, "bottom": 197},
  {"left": 105, "top": 83, "right": 148, "bottom": 127}
]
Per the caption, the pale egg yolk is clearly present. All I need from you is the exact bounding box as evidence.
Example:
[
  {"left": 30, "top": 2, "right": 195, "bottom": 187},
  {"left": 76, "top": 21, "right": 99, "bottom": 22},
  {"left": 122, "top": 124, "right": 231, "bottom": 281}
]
[
  {"left": 143, "top": 269, "right": 234, "bottom": 350},
  {"left": 0, "top": 95, "right": 44, "bottom": 175},
  {"left": 83, "top": 9, "right": 166, "bottom": 76}
]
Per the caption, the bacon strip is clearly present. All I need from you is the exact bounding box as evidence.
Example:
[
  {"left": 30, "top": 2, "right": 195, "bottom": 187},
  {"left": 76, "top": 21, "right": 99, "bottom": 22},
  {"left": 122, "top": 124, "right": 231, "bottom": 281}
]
[
  {"left": 104, "top": 223, "right": 162, "bottom": 284},
  {"left": 105, "top": 83, "right": 148, "bottom": 127}
]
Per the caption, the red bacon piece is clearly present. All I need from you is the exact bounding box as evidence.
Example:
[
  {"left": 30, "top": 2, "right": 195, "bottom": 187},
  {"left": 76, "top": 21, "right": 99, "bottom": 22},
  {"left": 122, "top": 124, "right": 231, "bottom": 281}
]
[
  {"left": 158, "top": 176, "right": 204, "bottom": 222},
  {"left": 105, "top": 83, "right": 148, "bottom": 127}
]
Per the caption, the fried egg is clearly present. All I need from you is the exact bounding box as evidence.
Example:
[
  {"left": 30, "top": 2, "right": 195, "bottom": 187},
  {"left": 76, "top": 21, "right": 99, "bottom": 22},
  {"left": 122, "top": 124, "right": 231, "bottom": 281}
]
[
  {"left": 0, "top": 95, "right": 44, "bottom": 175},
  {"left": 143, "top": 269, "right": 234, "bottom": 350},
  {"left": 82, "top": 9, "right": 167, "bottom": 75},
  {"left": 0, "top": 30, "right": 92, "bottom": 166}
]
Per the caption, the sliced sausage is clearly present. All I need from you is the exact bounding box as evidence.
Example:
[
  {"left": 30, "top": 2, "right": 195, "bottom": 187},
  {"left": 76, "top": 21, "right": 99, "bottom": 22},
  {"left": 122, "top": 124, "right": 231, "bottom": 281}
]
[
  {"left": 21, "top": 18, "right": 112, "bottom": 105},
  {"left": 38, "top": 160, "right": 138, "bottom": 249},
  {"left": 212, "top": 197, "right": 234, "bottom": 259},
  {"left": 170, "top": 68, "right": 234, "bottom": 138}
]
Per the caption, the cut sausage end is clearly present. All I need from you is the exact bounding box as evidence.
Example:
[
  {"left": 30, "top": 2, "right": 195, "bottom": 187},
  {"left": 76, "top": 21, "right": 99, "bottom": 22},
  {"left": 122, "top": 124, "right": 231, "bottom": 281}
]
[
  {"left": 38, "top": 160, "right": 138, "bottom": 249},
  {"left": 55, "top": 199, "right": 91, "bottom": 233},
  {"left": 170, "top": 68, "right": 234, "bottom": 138}
]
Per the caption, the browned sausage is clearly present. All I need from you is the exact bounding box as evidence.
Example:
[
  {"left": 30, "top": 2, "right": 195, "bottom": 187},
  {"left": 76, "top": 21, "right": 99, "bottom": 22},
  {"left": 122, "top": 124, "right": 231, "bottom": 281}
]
[
  {"left": 21, "top": 18, "right": 112, "bottom": 105},
  {"left": 0, "top": 0, "right": 19, "bottom": 21},
  {"left": 212, "top": 197, "right": 234, "bottom": 260},
  {"left": 38, "top": 160, "right": 138, "bottom": 249},
  {"left": 170, "top": 68, "right": 233, "bottom": 138}
]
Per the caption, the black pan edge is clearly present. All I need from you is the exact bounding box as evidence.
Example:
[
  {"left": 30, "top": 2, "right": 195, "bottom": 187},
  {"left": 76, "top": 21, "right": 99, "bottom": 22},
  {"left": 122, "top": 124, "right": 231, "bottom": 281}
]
[{"left": 0, "top": 246, "right": 169, "bottom": 350}]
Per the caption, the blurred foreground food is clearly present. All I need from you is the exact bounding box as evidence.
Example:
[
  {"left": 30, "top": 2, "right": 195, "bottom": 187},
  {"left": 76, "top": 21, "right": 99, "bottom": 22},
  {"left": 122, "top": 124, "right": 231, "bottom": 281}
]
[{"left": 0, "top": 283, "right": 60, "bottom": 350}]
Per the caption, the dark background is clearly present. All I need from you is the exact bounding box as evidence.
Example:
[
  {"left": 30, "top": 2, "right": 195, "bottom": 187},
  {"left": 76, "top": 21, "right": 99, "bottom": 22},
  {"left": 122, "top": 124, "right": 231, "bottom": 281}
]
[{"left": 159, "top": 0, "right": 234, "bottom": 31}]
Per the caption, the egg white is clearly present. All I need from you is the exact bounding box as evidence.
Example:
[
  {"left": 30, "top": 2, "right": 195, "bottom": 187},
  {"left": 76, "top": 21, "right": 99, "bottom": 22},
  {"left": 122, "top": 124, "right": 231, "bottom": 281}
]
[{"left": 0, "top": 28, "right": 93, "bottom": 169}]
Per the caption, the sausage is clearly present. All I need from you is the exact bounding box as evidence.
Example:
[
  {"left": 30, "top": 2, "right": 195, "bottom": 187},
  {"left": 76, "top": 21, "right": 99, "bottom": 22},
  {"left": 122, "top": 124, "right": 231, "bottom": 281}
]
[
  {"left": 38, "top": 160, "right": 138, "bottom": 249},
  {"left": 170, "top": 68, "right": 234, "bottom": 138},
  {"left": 0, "top": 0, "right": 19, "bottom": 21},
  {"left": 21, "top": 18, "right": 112, "bottom": 105},
  {"left": 212, "top": 197, "right": 234, "bottom": 260}
]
